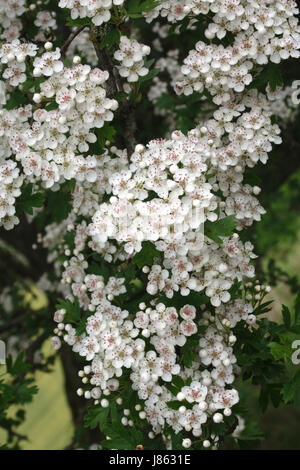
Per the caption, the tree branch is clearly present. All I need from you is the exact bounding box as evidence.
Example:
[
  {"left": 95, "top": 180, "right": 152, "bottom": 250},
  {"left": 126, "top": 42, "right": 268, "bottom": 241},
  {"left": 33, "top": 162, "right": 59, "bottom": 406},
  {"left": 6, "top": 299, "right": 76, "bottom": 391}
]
[{"left": 61, "top": 26, "right": 87, "bottom": 57}]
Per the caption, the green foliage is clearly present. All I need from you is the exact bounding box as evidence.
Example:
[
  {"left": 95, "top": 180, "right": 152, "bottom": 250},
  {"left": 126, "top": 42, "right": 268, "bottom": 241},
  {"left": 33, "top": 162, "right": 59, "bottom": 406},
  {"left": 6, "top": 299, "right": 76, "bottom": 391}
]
[
  {"left": 269, "top": 335, "right": 293, "bottom": 363},
  {"left": 16, "top": 184, "right": 45, "bottom": 216},
  {"left": 55, "top": 298, "right": 81, "bottom": 324},
  {"left": 250, "top": 63, "right": 284, "bottom": 91},
  {"left": 89, "top": 123, "right": 116, "bottom": 154},
  {"left": 66, "top": 17, "right": 91, "bottom": 27},
  {"left": 22, "top": 77, "right": 44, "bottom": 93},
  {"left": 0, "top": 355, "right": 38, "bottom": 449},
  {"left": 100, "top": 29, "right": 121, "bottom": 50},
  {"left": 281, "top": 370, "right": 300, "bottom": 404},
  {"left": 237, "top": 421, "right": 265, "bottom": 450},
  {"left": 139, "top": 66, "right": 161, "bottom": 84},
  {"left": 5, "top": 90, "right": 28, "bottom": 110},
  {"left": 46, "top": 190, "right": 72, "bottom": 223},
  {"left": 126, "top": 0, "right": 160, "bottom": 18},
  {"left": 100, "top": 402, "right": 143, "bottom": 449},
  {"left": 181, "top": 338, "right": 198, "bottom": 368},
  {"left": 84, "top": 404, "right": 109, "bottom": 429},
  {"left": 6, "top": 353, "right": 31, "bottom": 376},
  {"left": 154, "top": 92, "right": 206, "bottom": 134},
  {"left": 132, "top": 241, "right": 161, "bottom": 268},
  {"left": 205, "top": 215, "right": 238, "bottom": 243}
]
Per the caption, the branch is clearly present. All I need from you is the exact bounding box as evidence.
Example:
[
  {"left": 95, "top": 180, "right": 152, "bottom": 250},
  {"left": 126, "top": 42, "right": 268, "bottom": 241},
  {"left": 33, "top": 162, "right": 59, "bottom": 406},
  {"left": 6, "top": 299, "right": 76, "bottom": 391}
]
[
  {"left": 89, "top": 26, "right": 137, "bottom": 156},
  {"left": 25, "top": 331, "right": 49, "bottom": 364},
  {"left": 90, "top": 26, "right": 120, "bottom": 96},
  {"left": 60, "top": 26, "right": 87, "bottom": 57}
]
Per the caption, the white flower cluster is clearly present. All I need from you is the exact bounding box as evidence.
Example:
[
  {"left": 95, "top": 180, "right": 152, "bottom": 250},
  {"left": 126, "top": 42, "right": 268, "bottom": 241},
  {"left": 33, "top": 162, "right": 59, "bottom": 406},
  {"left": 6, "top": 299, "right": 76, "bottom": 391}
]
[
  {"left": 40, "top": 65, "right": 289, "bottom": 443},
  {"left": 146, "top": 235, "right": 257, "bottom": 303},
  {"left": 0, "top": 102, "right": 33, "bottom": 229},
  {"left": 114, "top": 36, "right": 151, "bottom": 83},
  {"left": 50, "top": 217, "right": 265, "bottom": 438},
  {"left": 45, "top": 90, "right": 279, "bottom": 439},
  {"left": 88, "top": 130, "right": 214, "bottom": 253},
  {"left": 33, "top": 48, "right": 64, "bottom": 78},
  {"left": 89, "top": 90, "right": 281, "bottom": 251},
  {"left": 58, "top": 0, "right": 125, "bottom": 26},
  {"left": 0, "top": 160, "right": 23, "bottom": 229},
  {"left": 3, "top": 64, "right": 116, "bottom": 184},
  {"left": 51, "top": 239, "right": 251, "bottom": 438},
  {"left": 0, "top": 0, "right": 26, "bottom": 30},
  {"left": 145, "top": 1, "right": 300, "bottom": 102},
  {"left": 0, "top": 40, "right": 37, "bottom": 87},
  {"left": 145, "top": 0, "right": 299, "bottom": 32},
  {"left": 34, "top": 11, "right": 57, "bottom": 32}
]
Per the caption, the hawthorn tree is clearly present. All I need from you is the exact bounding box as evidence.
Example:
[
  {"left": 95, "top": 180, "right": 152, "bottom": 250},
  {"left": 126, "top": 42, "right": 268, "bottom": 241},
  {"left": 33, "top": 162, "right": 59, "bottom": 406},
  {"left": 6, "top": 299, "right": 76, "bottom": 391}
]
[{"left": 1, "top": 0, "right": 300, "bottom": 451}]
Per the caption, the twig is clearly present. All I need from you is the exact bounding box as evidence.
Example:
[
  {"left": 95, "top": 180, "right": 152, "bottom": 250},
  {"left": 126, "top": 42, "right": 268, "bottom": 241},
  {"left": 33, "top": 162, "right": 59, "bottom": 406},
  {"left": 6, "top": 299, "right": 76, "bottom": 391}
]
[
  {"left": 25, "top": 331, "right": 49, "bottom": 364},
  {"left": 90, "top": 26, "right": 119, "bottom": 96},
  {"left": 89, "top": 26, "right": 137, "bottom": 156},
  {"left": 61, "top": 26, "right": 87, "bottom": 57}
]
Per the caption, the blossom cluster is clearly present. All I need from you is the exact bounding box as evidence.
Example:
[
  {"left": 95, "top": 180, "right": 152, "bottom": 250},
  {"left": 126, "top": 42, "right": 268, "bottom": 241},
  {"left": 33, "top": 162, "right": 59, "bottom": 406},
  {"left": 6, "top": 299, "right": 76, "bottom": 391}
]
[
  {"left": 58, "top": 0, "right": 125, "bottom": 26},
  {"left": 143, "top": 1, "right": 300, "bottom": 103},
  {"left": 0, "top": 45, "right": 118, "bottom": 227},
  {"left": 0, "top": 0, "right": 26, "bottom": 31},
  {"left": 50, "top": 221, "right": 257, "bottom": 438},
  {"left": 114, "top": 36, "right": 151, "bottom": 83}
]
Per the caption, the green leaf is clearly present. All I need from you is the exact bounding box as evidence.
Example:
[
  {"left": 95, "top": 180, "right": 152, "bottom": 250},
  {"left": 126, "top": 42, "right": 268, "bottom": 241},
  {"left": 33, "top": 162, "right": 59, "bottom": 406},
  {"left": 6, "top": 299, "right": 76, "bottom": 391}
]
[
  {"left": 259, "top": 383, "right": 282, "bottom": 412},
  {"left": 16, "top": 184, "right": 45, "bottom": 216},
  {"left": 100, "top": 423, "right": 134, "bottom": 449},
  {"left": 166, "top": 400, "right": 182, "bottom": 410},
  {"left": 281, "top": 370, "right": 300, "bottom": 404},
  {"left": 250, "top": 63, "right": 283, "bottom": 91},
  {"left": 101, "top": 438, "right": 133, "bottom": 450},
  {"left": 66, "top": 17, "right": 91, "bottom": 27},
  {"left": 45, "top": 101, "right": 58, "bottom": 111},
  {"left": 110, "top": 402, "right": 130, "bottom": 439},
  {"left": 44, "top": 189, "right": 72, "bottom": 223},
  {"left": 155, "top": 93, "right": 177, "bottom": 109},
  {"left": 127, "top": 0, "right": 160, "bottom": 15},
  {"left": 282, "top": 304, "right": 291, "bottom": 329},
  {"left": 269, "top": 335, "right": 292, "bottom": 363},
  {"left": 139, "top": 68, "right": 161, "bottom": 83},
  {"left": 55, "top": 298, "right": 81, "bottom": 324},
  {"left": 13, "top": 380, "right": 38, "bottom": 405},
  {"left": 294, "top": 291, "right": 300, "bottom": 326},
  {"left": 132, "top": 241, "right": 161, "bottom": 268},
  {"left": 89, "top": 123, "right": 116, "bottom": 154},
  {"left": 181, "top": 339, "right": 198, "bottom": 368},
  {"left": 6, "top": 353, "right": 31, "bottom": 376},
  {"left": 140, "top": 0, "right": 160, "bottom": 11},
  {"left": 76, "top": 316, "right": 88, "bottom": 336},
  {"left": 100, "top": 29, "right": 121, "bottom": 50},
  {"left": 237, "top": 422, "right": 265, "bottom": 449},
  {"left": 172, "top": 375, "right": 185, "bottom": 391},
  {"left": 205, "top": 215, "right": 238, "bottom": 244},
  {"left": 5, "top": 90, "right": 28, "bottom": 110},
  {"left": 22, "top": 77, "right": 44, "bottom": 93},
  {"left": 84, "top": 405, "right": 109, "bottom": 429}
]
